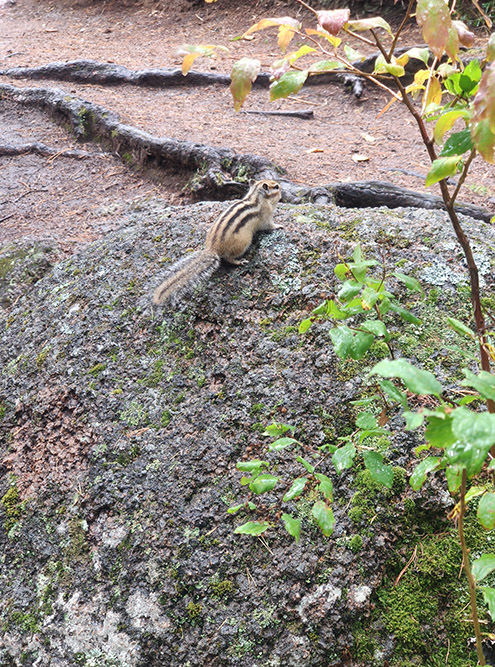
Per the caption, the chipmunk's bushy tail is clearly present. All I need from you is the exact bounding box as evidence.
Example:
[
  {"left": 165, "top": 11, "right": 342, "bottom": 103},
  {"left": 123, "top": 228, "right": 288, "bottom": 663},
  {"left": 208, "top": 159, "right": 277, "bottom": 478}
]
[{"left": 152, "top": 250, "right": 220, "bottom": 306}]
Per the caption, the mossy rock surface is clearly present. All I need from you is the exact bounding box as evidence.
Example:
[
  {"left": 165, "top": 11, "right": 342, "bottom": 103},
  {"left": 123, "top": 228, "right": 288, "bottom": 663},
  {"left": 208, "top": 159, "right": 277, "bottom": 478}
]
[{"left": 1, "top": 197, "right": 494, "bottom": 666}]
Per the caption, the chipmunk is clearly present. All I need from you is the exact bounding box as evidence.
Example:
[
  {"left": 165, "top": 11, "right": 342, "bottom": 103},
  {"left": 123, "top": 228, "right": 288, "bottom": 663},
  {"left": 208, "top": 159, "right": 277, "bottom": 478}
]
[{"left": 152, "top": 179, "right": 282, "bottom": 306}]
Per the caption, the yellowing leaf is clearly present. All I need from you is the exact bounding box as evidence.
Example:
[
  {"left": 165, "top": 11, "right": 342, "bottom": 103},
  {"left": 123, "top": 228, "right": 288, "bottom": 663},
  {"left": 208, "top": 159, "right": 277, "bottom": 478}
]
[
  {"left": 316, "top": 9, "right": 350, "bottom": 36},
  {"left": 424, "top": 76, "right": 443, "bottom": 107},
  {"left": 278, "top": 24, "right": 297, "bottom": 53},
  {"left": 425, "top": 155, "right": 461, "bottom": 186},
  {"left": 182, "top": 53, "right": 199, "bottom": 75},
  {"left": 433, "top": 109, "right": 469, "bottom": 144},
  {"left": 242, "top": 16, "right": 301, "bottom": 40},
  {"left": 472, "top": 118, "right": 495, "bottom": 162},
  {"left": 396, "top": 53, "right": 410, "bottom": 67},
  {"left": 487, "top": 33, "right": 495, "bottom": 63},
  {"left": 471, "top": 61, "right": 495, "bottom": 161},
  {"left": 414, "top": 69, "right": 431, "bottom": 86},
  {"left": 288, "top": 45, "right": 316, "bottom": 64},
  {"left": 230, "top": 58, "right": 261, "bottom": 111},
  {"left": 177, "top": 44, "right": 229, "bottom": 76},
  {"left": 376, "top": 96, "right": 398, "bottom": 119},
  {"left": 445, "top": 24, "right": 459, "bottom": 62},
  {"left": 416, "top": 0, "right": 452, "bottom": 59},
  {"left": 347, "top": 17, "right": 392, "bottom": 35},
  {"left": 305, "top": 28, "right": 341, "bottom": 47}
]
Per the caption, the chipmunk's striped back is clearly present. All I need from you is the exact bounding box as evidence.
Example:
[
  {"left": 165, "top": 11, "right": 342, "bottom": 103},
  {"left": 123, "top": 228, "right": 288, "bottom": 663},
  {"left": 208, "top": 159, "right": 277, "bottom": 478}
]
[{"left": 152, "top": 180, "right": 281, "bottom": 307}]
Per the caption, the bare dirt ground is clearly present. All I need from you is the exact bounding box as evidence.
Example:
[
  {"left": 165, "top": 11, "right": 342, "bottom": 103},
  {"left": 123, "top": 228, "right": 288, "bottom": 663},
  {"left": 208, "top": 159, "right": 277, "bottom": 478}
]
[{"left": 1, "top": 0, "right": 494, "bottom": 258}]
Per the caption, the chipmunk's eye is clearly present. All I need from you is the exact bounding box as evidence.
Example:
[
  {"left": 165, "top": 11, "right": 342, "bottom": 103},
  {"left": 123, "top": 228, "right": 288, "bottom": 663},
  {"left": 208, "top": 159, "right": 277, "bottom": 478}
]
[{"left": 262, "top": 183, "right": 269, "bottom": 191}]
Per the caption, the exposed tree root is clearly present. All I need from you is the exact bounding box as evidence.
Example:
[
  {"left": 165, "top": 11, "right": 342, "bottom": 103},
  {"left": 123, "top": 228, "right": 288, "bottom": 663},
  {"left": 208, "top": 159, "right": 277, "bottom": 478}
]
[
  {"left": 0, "top": 82, "right": 282, "bottom": 198},
  {"left": 0, "top": 142, "right": 100, "bottom": 159},
  {"left": 1, "top": 82, "right": 492, "bottom": 221}
]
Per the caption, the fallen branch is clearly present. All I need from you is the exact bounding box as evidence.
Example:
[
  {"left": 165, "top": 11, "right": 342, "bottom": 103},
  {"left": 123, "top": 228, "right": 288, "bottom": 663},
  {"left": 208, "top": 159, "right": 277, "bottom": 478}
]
[
  {"left": 1, "top": 82, "right": 492, "bottom": 222},
  {"left": 240, "top": 109, "right": 314, "bottom": 119}
]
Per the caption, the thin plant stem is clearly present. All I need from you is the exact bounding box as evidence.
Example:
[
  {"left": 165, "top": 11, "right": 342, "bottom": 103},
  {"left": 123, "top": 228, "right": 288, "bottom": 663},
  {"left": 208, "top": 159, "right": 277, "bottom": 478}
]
[{"left": 458, "top": 469, "right": 486, "bottom": 665}]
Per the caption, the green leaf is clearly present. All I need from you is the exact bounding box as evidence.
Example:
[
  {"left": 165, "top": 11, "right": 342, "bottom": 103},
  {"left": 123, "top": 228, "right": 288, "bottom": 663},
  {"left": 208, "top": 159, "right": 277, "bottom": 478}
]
[
  {"left": 410, "top": 456, "right": 441, "bottom": 490},
  {"left": 363, "top": 451, "right": 394, "bottom": 488},
  {"left": 297, "top": 456, "right": 315, "bottom": 474},
  {"left": 447, "top": 317, "right": 475, "bottom": 339},
  {"left": 466, "top": 485, "right": 488, "bottom": 504},
  {"left": 371, "top": 359, "right": 443, "bottom": 397},
  {"left": 445, "top": 465, "right": 463, "bottom": 492},
  {"left": 329, "top": 326, "right": 354, "bottom": 358},
  {"left": 477, "top": 492, "right": 495, "bottom": 530},
  {"left": 263, "top": 422, "right": 295, "bottom": 437},
  {"left": 393, "top": 272, "right": 424, "bottom": 294},
  {"left": 312, "top": 500, "right": 335, "bottom": 537},
  {"left": 338, "top": 280, "right": 362, "bottom": 301},
  {"left": 459, "top": 59, "right": 482, "bottom": 95},
  {"left": 361, "top": 320, "right": 388, "bottom": 337},
  {"left": 380, "top": 379, "right": 408, "bottom": 409},
  {"left": 234, "top": 521, "right": 270, "bottom": 536},
  {"left": 472, "top": 553, "right": 495, "bottom": 582},
  {"left": 404, "top": 410, "right": 424, "bottom": 430},
  {"left": 299, "top": 318, "right": 313, "bottom": 334},
  {"left": 425, "top": 414, "right": 456, "bottom": 448},
  {"left": 334, "top": 263, "right": 350, "bottom": 280},
  {"left": 452, "top": 408, "right": 495, "bottom": 448},
  {"left": 359, "top": 429, "right": 389, "bottom": 443},
  {"left": 347, "top": 17, "right": 392, "bottom": 35},
  {"left": 230, "top": 58, "right": 261, "bottom": 111},
  {"left": 283, "top": 477, "right": 308, "bottom": 501},
  {"left": 332, "top": 442, "right": 357, "bottom": 472},
  {"left": 461, "top": 369, "right": 495, "bottom": 401},
  {"left": 349, "top": 331, "right": 375, "bottom": 360},
  {"left": 236, "top": 459, "right": 268, "bottom": 472},
  {"left": 388, "top": 301, "right": 421, "bottom": 325},
  {"left": 249, "top": 474, "right": 279, "bottom": 494},
  {"left": 344, "top": 44, "right": 363, "bottom": 62},
  {"left": 444, "top": 410, "right": 495, "bottom": 476},
  {"left": 440, "top": 129, "right": 474, "bottom": 157},
  {"left": 268, "top": 437, "right": 298, "bottom": 451},
  {"left": 425, "top": 156, "right": 461, "bottom": 187},
  {"left": 315, "top": 473, "right": 334, "bottom": 500},
  {"left": 227, "top": 504, "right": 244, "bottom": 514},
  {"left": 481, "top": 587, "right": 495, "bottom": 621},
  {"left": 282, "top": 514, "right": 301, "bottom": 542},
  {"left": 404, "top": 46, "right": 430, "bottom": 65},
  {"left": 360, "top": 286, "right": 380, "bottom": 310},
  {"left": 309, "top": 60, "right": 340, "bottom": 73},
  {"left": 356, "top": 412, "right": 377, "bottom": 430},
  {"left": 270, "top": 70, "right": 309, "bottom": 101},
  {"left": 433, "top": 109, "right": 470, "bottom": 144}
]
